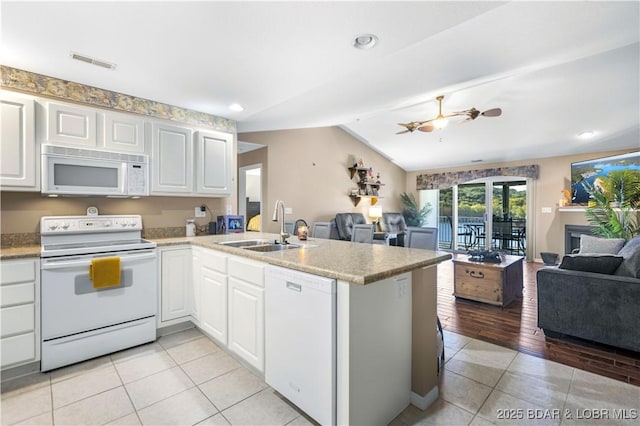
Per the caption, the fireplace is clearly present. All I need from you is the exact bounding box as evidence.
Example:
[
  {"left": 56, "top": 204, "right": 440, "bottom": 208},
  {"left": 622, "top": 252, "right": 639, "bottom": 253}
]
[{"left": 564, "top": 225, "right": 596, "bottom": 254}]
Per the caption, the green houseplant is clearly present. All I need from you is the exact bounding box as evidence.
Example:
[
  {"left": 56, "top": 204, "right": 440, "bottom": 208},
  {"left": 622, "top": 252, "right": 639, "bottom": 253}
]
[
  {"left": 582, "top": 169, "right": 640, "bottom": 241},
  {"left": 400, "top": 192, "right": 432, "bottom": 227}
]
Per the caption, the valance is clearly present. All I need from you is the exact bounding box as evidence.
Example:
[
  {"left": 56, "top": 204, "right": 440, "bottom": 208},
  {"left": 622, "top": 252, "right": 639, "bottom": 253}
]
[{"left": 416, "top": 165, "right": 539, "bottom": 190}]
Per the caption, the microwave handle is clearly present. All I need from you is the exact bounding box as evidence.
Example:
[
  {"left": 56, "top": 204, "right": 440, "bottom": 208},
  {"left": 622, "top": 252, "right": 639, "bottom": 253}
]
[{"left": 41, "top": 251, "right": 156, "bottom": 270}]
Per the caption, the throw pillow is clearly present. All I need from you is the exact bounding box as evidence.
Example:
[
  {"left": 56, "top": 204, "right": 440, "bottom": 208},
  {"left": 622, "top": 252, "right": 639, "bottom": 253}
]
[
  {"left": 614, "top": 235, "right": 640, "bottom": 278},
  {"left": 559, "top": 254, "right": 624, "bottom": 275},
  {"left": 579, "top": 235, "right": 625, "bottom": 254}
]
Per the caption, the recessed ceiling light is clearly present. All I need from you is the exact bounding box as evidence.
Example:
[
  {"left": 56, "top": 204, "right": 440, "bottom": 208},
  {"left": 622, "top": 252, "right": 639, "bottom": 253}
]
[
  {"left": 577, "top": 131, "right": 595, "bottom": 139},
  {"left": 353, "top": 34, "right": 378, "bottom": 49},
  {"left": 229, "top": 103, "right": 244, "bottom": 112}
]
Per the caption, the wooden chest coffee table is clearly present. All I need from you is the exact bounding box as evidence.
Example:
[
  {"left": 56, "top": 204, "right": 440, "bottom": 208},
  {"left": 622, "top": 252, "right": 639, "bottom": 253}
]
[{"left": 452, "top": 254, "right": 524, "bottom": 307}]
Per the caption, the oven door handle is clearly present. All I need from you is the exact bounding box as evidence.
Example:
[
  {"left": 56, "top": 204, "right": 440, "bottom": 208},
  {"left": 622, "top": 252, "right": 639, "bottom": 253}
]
[{"left": 41, "top": 251, "right": 157, "bottom": 270}]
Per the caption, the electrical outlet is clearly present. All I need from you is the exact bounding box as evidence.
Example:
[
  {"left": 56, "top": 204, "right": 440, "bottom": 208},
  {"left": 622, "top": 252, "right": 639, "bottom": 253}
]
[
  {"left": 285, "top": 207, "right": 293, "bottom": 214},
  {"left": 195, "top": 207, "right": 206, "bottom": 218}
]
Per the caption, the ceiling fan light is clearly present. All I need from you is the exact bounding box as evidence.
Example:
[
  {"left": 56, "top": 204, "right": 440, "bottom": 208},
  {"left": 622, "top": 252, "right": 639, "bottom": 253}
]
[{"left": 433, "top": 116, "right": 448, "bottom": 130}]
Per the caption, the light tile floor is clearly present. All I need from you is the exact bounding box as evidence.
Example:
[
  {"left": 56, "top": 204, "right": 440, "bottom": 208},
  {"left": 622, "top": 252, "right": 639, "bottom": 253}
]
[{"left": 1, "top": 328, "right": 639, "bottom": 426}]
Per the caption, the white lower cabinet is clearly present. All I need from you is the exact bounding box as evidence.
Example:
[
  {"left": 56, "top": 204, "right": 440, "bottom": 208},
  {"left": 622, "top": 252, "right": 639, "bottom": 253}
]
[
  {"left": 227, "top": 256, "right": 265, "bottom": 372},
  {"left": 0, "top": 258, "right": 40, "bottom": 369},
  {"left": 159, "top": 246, "right": 266, "bottom": 372},
  {"left": 159, "top": 246, "right": 192, "bottom": 325},
  {"left": 194, "top": 247, "right": 228, "bottom": 345}
]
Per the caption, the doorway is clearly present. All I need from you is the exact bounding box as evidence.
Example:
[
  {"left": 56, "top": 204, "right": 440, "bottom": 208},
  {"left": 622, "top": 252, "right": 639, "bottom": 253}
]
[{"left": 238, "top": 164, "right": 262, "bottom": 231}]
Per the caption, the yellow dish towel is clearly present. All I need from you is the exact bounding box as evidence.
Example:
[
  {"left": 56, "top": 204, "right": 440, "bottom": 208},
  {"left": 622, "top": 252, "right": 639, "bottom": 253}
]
[{"left": 89, "top": 256, "right": 121, "bottom": 289}]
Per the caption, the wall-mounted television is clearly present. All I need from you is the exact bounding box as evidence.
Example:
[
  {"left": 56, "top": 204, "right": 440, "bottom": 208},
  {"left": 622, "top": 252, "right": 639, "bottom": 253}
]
[{"left": 570, "top": 151, "right": 640, "bottom": 205}]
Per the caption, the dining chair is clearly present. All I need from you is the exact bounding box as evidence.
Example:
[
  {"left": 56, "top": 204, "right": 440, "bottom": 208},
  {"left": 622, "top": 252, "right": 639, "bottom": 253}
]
[
  {"left": 351, "top": 224, "right": 375, "bottom": 244},
  {"left": 406, "top": 227, "right": 439, "bottom": 250},
  {"left": 405, "top": 226, "right": 445, "bottom": 375},
  {"left": 284, "top": 221, "right": 294, "bottom": 235},
  {"left": 312, "top": 222, "right": 332, "bottom": 239}
]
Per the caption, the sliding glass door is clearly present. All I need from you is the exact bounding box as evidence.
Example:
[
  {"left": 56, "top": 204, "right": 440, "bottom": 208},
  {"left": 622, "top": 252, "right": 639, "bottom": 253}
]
[
  {"left": 457, "top": 183, "right": 486, "bottom": 251},
  {"left": 430, "top": 177, "right": 529, "bottom": 256},
  {"left": 491, "top": 181, "right": 527, "bottom": 255}
]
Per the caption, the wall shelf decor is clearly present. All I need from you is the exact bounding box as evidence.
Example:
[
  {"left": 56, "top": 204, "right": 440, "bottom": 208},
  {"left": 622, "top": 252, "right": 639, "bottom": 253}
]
[{"left": 348, "top": 164, "right": 384, "bottom": 207}]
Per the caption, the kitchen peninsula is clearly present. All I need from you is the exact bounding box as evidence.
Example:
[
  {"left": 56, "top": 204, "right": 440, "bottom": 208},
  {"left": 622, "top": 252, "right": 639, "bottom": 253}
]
[
  {"left": 158, "top": 232, "right": 451, "bottom": 425},
  {"left": 0, "top": 232, "right": 450, "bottom": 425}
]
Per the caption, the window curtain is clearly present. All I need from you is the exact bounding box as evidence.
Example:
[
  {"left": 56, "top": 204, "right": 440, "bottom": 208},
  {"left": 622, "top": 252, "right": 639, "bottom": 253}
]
[{"left": 416, "top": 165, "right": 539, "bottom": 190}]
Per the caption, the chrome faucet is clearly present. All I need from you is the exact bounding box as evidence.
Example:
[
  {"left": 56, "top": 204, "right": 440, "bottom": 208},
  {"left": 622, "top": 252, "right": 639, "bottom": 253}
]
[{"left": 272, "top": 199, "right": 289, "bottom": 244}]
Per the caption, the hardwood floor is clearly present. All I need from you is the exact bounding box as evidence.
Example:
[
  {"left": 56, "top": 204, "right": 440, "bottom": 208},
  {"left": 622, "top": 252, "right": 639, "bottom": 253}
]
[{"left": 436, "top": 259, "right": 640, "bottom": 386}]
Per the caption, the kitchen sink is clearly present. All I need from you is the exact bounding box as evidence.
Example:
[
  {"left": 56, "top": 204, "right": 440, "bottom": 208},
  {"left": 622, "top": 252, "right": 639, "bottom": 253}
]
[
  {"left": 217, "top": 239, "right": 273, "bottom": 248},
  {"left": 243, "top": 243, "right": 301, "bottom": 252}
]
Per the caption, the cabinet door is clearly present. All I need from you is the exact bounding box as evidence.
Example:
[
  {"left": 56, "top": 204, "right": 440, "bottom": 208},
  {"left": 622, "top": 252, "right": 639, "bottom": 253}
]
[
  {"left": 46, "top": 102, "right": 97, "bottom": 146},
  {"left": 195, "top": 130, "right": 233, "bottom": 196},
  {"left": 0, "top": 92, "right": 37, "bottom": 190},
  {"left": 160, "top": 248, "right": 192, "bottom": 322},
  {"left": 228, "top": 277, "right": 264, "bottom": 372},
  {"left": 103, "top": 111, "right": 145, "bottom": 153},
  {"left": 151, "top": 123, "right": 192, "bottom": 194},
  {"left": 201, "top": 265, "right": 228, "bottom": 345}
]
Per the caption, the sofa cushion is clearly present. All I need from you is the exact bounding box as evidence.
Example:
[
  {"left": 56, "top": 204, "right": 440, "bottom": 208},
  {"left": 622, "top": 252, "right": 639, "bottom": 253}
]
[
  {"left": 615, "top": 235, "right": 640, "bottom": 278},
  {"left": 559, "top": 254, "right": 624, "bottom": 275},
  {"left": 579, "top": 235, "right": 625, "bottom": 254}
]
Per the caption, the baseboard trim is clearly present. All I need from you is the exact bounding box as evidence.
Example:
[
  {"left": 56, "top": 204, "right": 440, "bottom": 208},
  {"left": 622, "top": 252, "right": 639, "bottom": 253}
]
[
  {"left": 1, "top": 361, "right": 41, "bottom": 383},
  {"left": 156, "top": 320, "right": 195, "bottom": 337},
  {"left": 411, "top": 386, "right": 439, "bottom": 410}
]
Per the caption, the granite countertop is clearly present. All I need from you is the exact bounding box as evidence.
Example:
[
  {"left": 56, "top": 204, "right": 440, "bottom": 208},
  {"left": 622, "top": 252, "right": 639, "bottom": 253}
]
[
  {"left": 0, "top": 233, "right": 452, "bottom": 285},
  {"left": 155, "top": 233, "right": 452, "bottom": 285},
  {"left": 0, "top": 245, "right": 41, "bottom": 260}
]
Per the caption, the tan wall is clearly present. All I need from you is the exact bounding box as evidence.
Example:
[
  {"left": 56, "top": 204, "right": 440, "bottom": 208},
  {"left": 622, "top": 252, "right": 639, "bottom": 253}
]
[
  {"left": 239, "top": 127, "right": 406, "bottom": 234},
  {"left": 0, "top": 192, "right": 227, "bottom": 235},
  {"left": 405, "top": 149, "right": 635, "bottom": 258}
]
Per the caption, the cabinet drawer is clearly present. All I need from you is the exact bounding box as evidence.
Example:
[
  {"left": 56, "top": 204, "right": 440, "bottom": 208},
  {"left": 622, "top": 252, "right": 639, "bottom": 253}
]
[
  {"left": 1, "top": 260, "right": 36, "bottom": 285},
  {"left": 454, "top": 264, "right": 503, "bottom": 304},
  {"left": 228, "top": 257, "right": 264, "bottom": 287},
  {"left": 1, "top": 332, "right": 36, "bottom": 368},
  {"left": 202, "top": 249, "right": 227, "bottom": 274},
  {"left": 0, "top": 282, "right": 35, "bottom": 307},
  {"left": 1, "top": 304, "right": 35, "bottom": 337}
]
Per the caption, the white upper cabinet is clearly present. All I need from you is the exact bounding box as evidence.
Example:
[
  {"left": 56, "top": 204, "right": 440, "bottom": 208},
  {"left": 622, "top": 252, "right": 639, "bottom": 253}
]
[
  {"left": 195, "top": 131, "right": 233, "bottom": 196},
  {"left": 46, "top": 102, "right": 97, "bottom": 147},
  {"left": 103, "top": 111, "right": 145, "bottom": 153},
  {"left": 150, "top": 122, "right": 193, "bottom": 194},
  {"left": 0, "top": 92, "right": 38, "bottom": 190},
  {"left": 150, "top": 124, "right": 233, "bottom": 197}
]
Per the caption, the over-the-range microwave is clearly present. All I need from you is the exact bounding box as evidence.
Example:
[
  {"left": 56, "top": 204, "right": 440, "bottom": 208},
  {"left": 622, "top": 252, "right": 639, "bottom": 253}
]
[{"left": 42, "top": 145, "right": 149, "bottom": 196}]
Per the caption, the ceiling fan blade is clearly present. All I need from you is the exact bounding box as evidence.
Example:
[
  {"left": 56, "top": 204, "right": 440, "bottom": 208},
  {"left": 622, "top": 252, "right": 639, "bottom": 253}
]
[
  {"left": 481, "top": 108, "right": 502, "bottom": 117},
  {"left": 418, "top": 124, "right": 435, "bottom": 132},
  {"left": 396, "top": 129, "right": 411, "bottom": 135}
]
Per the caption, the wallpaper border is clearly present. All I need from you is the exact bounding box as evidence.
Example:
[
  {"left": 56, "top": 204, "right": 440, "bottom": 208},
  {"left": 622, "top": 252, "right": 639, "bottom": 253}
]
[
  {"left": 1, "top": 65, "right": 236, "bottom": 133},
  {"left": 416, "top": 165, "right": 539, "bottom": 190}
]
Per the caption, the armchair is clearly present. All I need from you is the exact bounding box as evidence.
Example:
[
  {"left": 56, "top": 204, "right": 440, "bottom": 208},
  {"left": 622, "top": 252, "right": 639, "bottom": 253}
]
[
  {"left": 334, "top": 213, "right": 367, "bottom": 241},
  {"left": 380, "top": 212, "right": 407, "bottom": 246}
]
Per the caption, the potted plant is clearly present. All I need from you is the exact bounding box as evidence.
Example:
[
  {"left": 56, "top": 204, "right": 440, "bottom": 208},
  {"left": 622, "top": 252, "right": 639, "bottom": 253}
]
[
  {"left": 400, "top": 192, "right": 432, "bottom": 227},
  {"left": 582, "top": 169, "right": 640, "bottom": 240}
]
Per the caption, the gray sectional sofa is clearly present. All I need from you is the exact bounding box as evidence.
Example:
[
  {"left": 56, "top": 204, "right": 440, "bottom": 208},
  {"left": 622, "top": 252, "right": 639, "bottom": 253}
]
[{"left": 536, "top": 235, "right": 640, "bottom": 353}]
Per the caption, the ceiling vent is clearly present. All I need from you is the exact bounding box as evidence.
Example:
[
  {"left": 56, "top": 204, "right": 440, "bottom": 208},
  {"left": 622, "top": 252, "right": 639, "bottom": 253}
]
[{"left": 70, "top": 52, "right": 116, "bottom": 70}]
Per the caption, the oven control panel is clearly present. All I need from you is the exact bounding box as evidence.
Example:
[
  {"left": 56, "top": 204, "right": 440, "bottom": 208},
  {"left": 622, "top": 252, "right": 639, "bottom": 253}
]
[{"left": 41, "top": 215, "right": 143, "bottom": 234}]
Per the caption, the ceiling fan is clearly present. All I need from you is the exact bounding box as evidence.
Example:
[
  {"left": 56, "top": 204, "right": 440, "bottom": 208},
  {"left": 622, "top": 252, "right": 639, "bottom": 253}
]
[{"left": 397, "top": 95, "right": 502, "bottom": 134}]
